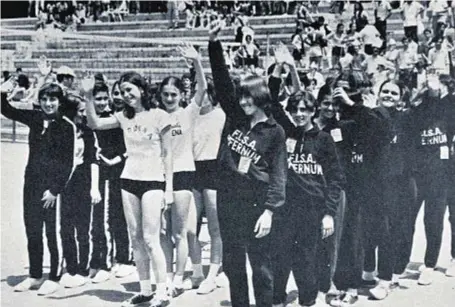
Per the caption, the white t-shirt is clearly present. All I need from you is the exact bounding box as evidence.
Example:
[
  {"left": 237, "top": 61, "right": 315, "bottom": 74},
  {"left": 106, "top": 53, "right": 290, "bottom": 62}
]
[
  {"left": 358, "top": 25, "right": 382, "bottom": 46},
  {"left": 115, "top": 109, "right": 171, "bottom": 181},
  {"left": 376, "top": 1, "right": 392, "bottom": 21},
  {"left": 402, "top": 1, "right": 423, "bottom": 27},
  {"left": 193, "top": 107, "right": 226, "bottom": 161},
  {"left": 429, "top": 49, "right": 450, "bottom": 74},
  {"left": 168, "top": 101, "right": 201, "bottom": 172}
]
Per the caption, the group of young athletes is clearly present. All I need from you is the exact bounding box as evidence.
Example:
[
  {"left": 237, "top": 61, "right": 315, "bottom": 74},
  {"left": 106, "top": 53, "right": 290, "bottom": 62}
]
[{"left": 1, "top": 20, "right": 454, "bottom": 307}]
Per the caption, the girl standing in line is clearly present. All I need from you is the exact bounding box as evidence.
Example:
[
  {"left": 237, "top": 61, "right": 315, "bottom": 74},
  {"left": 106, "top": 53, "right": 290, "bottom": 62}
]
[
  {"left": 84, "top": 72, "right": 173, "bottom": 307},
  {"left": 188, "top": 79, "right": 226, "bottom": 294},
  {"left": 158, "top": 43, "right": 206, "bottom": 297},
  {"left": 268, "top": 46, "right": 344, "bottom": 307},
  {"left": 208, "top": 20, "right": 288, "bottom": 307},
  {"left": 1, "top": 82, "right": 76, "bottom": 296},
  {"left": 59, "top": 94, "right": 102, "bottom": 289}
]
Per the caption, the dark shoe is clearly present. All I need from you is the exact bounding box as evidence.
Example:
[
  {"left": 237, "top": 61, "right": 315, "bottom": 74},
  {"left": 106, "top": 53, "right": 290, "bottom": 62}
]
[
  {"left": 121, "top": 294, "right": 154, "bottom": 307},
  {"left": 172, "top": 286, "right": 184, "bottom": 298}
]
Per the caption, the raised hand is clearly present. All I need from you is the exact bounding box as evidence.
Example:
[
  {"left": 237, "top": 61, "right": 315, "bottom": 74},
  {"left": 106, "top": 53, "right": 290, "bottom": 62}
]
[
  {"left": 177, "top": 42, "right": 199, "bottom": 62},
  {"left": 274, "top": 42, "right": 294, "bottom": 67},
  {"left": 37, "top": 55, "right": 52, "bottom": 76},
  {"left": 80, "top": 73, "right": 95, "bottom": 94},
  {"left": 209, "top": 19, "right": 224, "bottom": 41}
]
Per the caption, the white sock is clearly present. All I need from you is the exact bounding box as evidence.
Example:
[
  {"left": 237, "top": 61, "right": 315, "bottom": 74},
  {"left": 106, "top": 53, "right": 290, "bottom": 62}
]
[
  {"left": 156, "top": 282, "right": 167, "bottom": 298},
  {"left": 347, "top": 288, "right": 358, "bottom": 296},
  {"left": 206, "top": 263, "right": 220, "bottom": 280},
  {"left": 192, "top": 263, "right": 204, "bottom": 278},
  {"left": 362, "top": 271, "right": 375, "bottom": 281},
  {"left": 166, "top": 273, "right": 174, "bottom": 286},
  {"left": 392, "top": 274, "right": 401, "bottom": 283},
  {"left": 173, "top": 274, "right": 183, "bottom": 287},
  {"left": 139, "top": 280, "right": 152, "bottom": 296}
]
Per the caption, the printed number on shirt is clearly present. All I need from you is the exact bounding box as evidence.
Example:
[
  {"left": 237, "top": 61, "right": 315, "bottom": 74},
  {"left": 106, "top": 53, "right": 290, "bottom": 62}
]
[
  {"left": 286, "top": 138, "right": 297, "bottom": 153},
  {"left": 330, "top": 129, "right": 343, "bottom": 142},
  {"left": 440, "top": 146, "right": 449, "bottom": 160}
]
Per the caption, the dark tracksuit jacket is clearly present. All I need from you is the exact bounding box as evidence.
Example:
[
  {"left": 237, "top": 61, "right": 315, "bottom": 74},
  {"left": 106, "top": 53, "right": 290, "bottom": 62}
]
[
  {"left": 1, "top": 92, "right": 76, "bottom": 281},
  {"left": 60, "top": 123, "right": 98, "bottom": 277},
  {"left": 268, "top": 76, "right": 344, "bottom": 305},
  {"left": 90, "top": 112, "right": 131, "bottom": 270},
  {"left": 209, "top": 39, "right": 288, "bottom": 307},
  {"left": 406, "top": 93, "right": 455, "bottom": 268}
]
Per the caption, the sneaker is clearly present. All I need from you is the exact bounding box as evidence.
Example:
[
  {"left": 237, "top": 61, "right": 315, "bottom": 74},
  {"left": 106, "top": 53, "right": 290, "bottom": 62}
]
[
  {"left": 150, "top": 295, "right": 170, "bottom": 307},
  {"left": 369, "top": 280, "right": 390, "bottom": 300},
  {"left": 115, "top": 264, "right": 136, "bottom": 278},
  {"left": 330, "top": 293, "right": 358, "bottom": 307},
  {"left": 92, "top": 270, "right": 111, "bottom": 284},
  {"left": 197, "top": 278, "right": 217, "bottom": 294},
  {"left": 172, "top": 286, "right": 184, "bottom": 298},
  {"left": 446, "top": 259, "right": 455, "bottom": 277},
  {"left": 111, "top": 263, "right": 120, "bottom": 274},
  {"left": 215, "top": 272, "right": 229, "bottom": 288},
  {"left": 183, "top": 276, "right": 204, "bottom": 290},
  {"left": 390, "top": 281, "right": 400, "bottom": 290},
  {"left": 63, "top": 274, "right": 88, "bottom": 288},
  {"left": 121, "top": 293, "right": 154, "bottom": 307},
  {"left": 37, "top": 280, "right": 59, "bottom": 296},
  {"left": 418, "top": 267, "right": 434, "bottom": 286},
  {"left": 13, "top": 277, "right": 44, "bottom": 292},
  {"left": 89, "top": 268, "right": 99, "bottom": 278}
]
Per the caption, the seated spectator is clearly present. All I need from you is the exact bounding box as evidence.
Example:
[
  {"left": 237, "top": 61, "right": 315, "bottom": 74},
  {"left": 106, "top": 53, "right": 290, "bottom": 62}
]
[
  {"left": 7, "top": 74, "right": 29, "bottom": 102},
  {"left": 237, "top": 34, "right": 260, "bottom": 69}
]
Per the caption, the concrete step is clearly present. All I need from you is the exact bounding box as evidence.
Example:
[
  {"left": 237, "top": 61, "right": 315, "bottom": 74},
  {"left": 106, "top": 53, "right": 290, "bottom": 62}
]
[
  {"left": 19, "top": 67, "right": 212, "bottom": 81},
  {"left": 80, "top": 23, "right": 296, "bottom": 38},
  {"left": 4, "top": 13, "right": 426, "bottom": 33},
  {"left": 15, "top": 57, "right": 212, "bottom": 70}
]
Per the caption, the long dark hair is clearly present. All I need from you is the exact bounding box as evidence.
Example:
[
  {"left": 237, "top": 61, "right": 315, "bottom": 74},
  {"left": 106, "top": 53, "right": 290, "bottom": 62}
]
[{"left": 118, "top": 71, "right": 154, "bottom": 119}]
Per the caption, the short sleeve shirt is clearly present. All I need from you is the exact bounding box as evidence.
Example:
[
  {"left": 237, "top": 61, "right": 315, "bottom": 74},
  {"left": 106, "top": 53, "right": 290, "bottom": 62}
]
[
  {"left": 168, "top": 101, "right": 201, "bottom": 172},
  {"left": 115, "top": 109, "right": 171, "bottom": 181}
]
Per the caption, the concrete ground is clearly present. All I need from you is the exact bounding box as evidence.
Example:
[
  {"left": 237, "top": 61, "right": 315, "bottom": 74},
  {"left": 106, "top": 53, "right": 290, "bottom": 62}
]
[{"left": 1, "top": 142, "right": 454, "bottom": 307}]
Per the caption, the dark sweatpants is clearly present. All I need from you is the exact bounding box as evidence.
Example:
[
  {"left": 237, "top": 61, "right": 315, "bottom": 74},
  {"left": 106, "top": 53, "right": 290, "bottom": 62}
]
[
  {"left": 272, "top": 202, "right": 322, "bottom": 306},
  {"left": 449, "top": 174, "right": 455, "bottom": 259},
  {"left": 363, "top": 175, "right": 416, "bottom": 280},
  {"left": 23, "top": 175, "right": 63, "bottom": 281},
  {"left": 318, "top": 192, "right": 346, "bottom": 293},
  {"left": 333, "top": 184, "right": 365, "bottom": 291},
  {"left": 218, "top": 187, "right": 273, "bottom": 307},
  {"left": 90, "top": 171, "right": 132, "bottom": 270},
  {"left": 61, "top": 165, "right": 93, "bottom": 277},
  {"left": 406, "top": 172, "right": 448, "bottom": 268}
]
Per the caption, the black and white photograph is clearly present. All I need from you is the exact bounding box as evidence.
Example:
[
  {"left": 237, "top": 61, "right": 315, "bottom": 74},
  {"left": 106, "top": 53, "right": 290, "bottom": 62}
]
[{"left": 1, "top": 1, "right": 454, "bottom": 306}]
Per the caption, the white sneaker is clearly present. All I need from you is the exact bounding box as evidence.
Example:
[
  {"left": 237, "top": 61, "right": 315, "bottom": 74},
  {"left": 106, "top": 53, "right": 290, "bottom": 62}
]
[
  {"left": 369, "top": 279, "right": 390, "bottom": 300},
  {"left": 418, "top": 267, "right": 434, "bottom": 286},
  {"left": 215, "top": 272, "right": 229, "bottom": 288},
  {"left": 37, "top": 280, "right": 60, "bottom": 296},
  {"left": 111, "top": 263, "right": 120, "bottom": 274},
  {"left": 92, "top": 270, "right": 111, "bottom": 284},
  {"left": 63, "top": 274, "right": 88, "bottom": 288},
  {"left": 196, "top": 278, "right": 217, "bottom": 295},
  {"left": 115, "top": 264, "right": 135, "bottom": 278},
  {"left": 13, "top": 277, "right": 44, "bottom": 292},
  {"left": 446, "top": 259, "right": 455, "bottom": 277}
]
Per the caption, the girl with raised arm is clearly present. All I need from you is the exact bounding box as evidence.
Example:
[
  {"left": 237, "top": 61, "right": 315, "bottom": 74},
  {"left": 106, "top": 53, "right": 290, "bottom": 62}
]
[
  {"left": 1, "top": 82, "right": 76, "bottom": 296},
  {"left": 208, "top": 20, "right": 288, "bottom": 307},
  {"left": 157, "top": 43, "right": 206, "bottom": 297},
  {"left": 268, "top": 44, "right": 344, "bottom": 307},
  {"left": 84, "top": 72, "right": 173, "bottom": 307}
]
